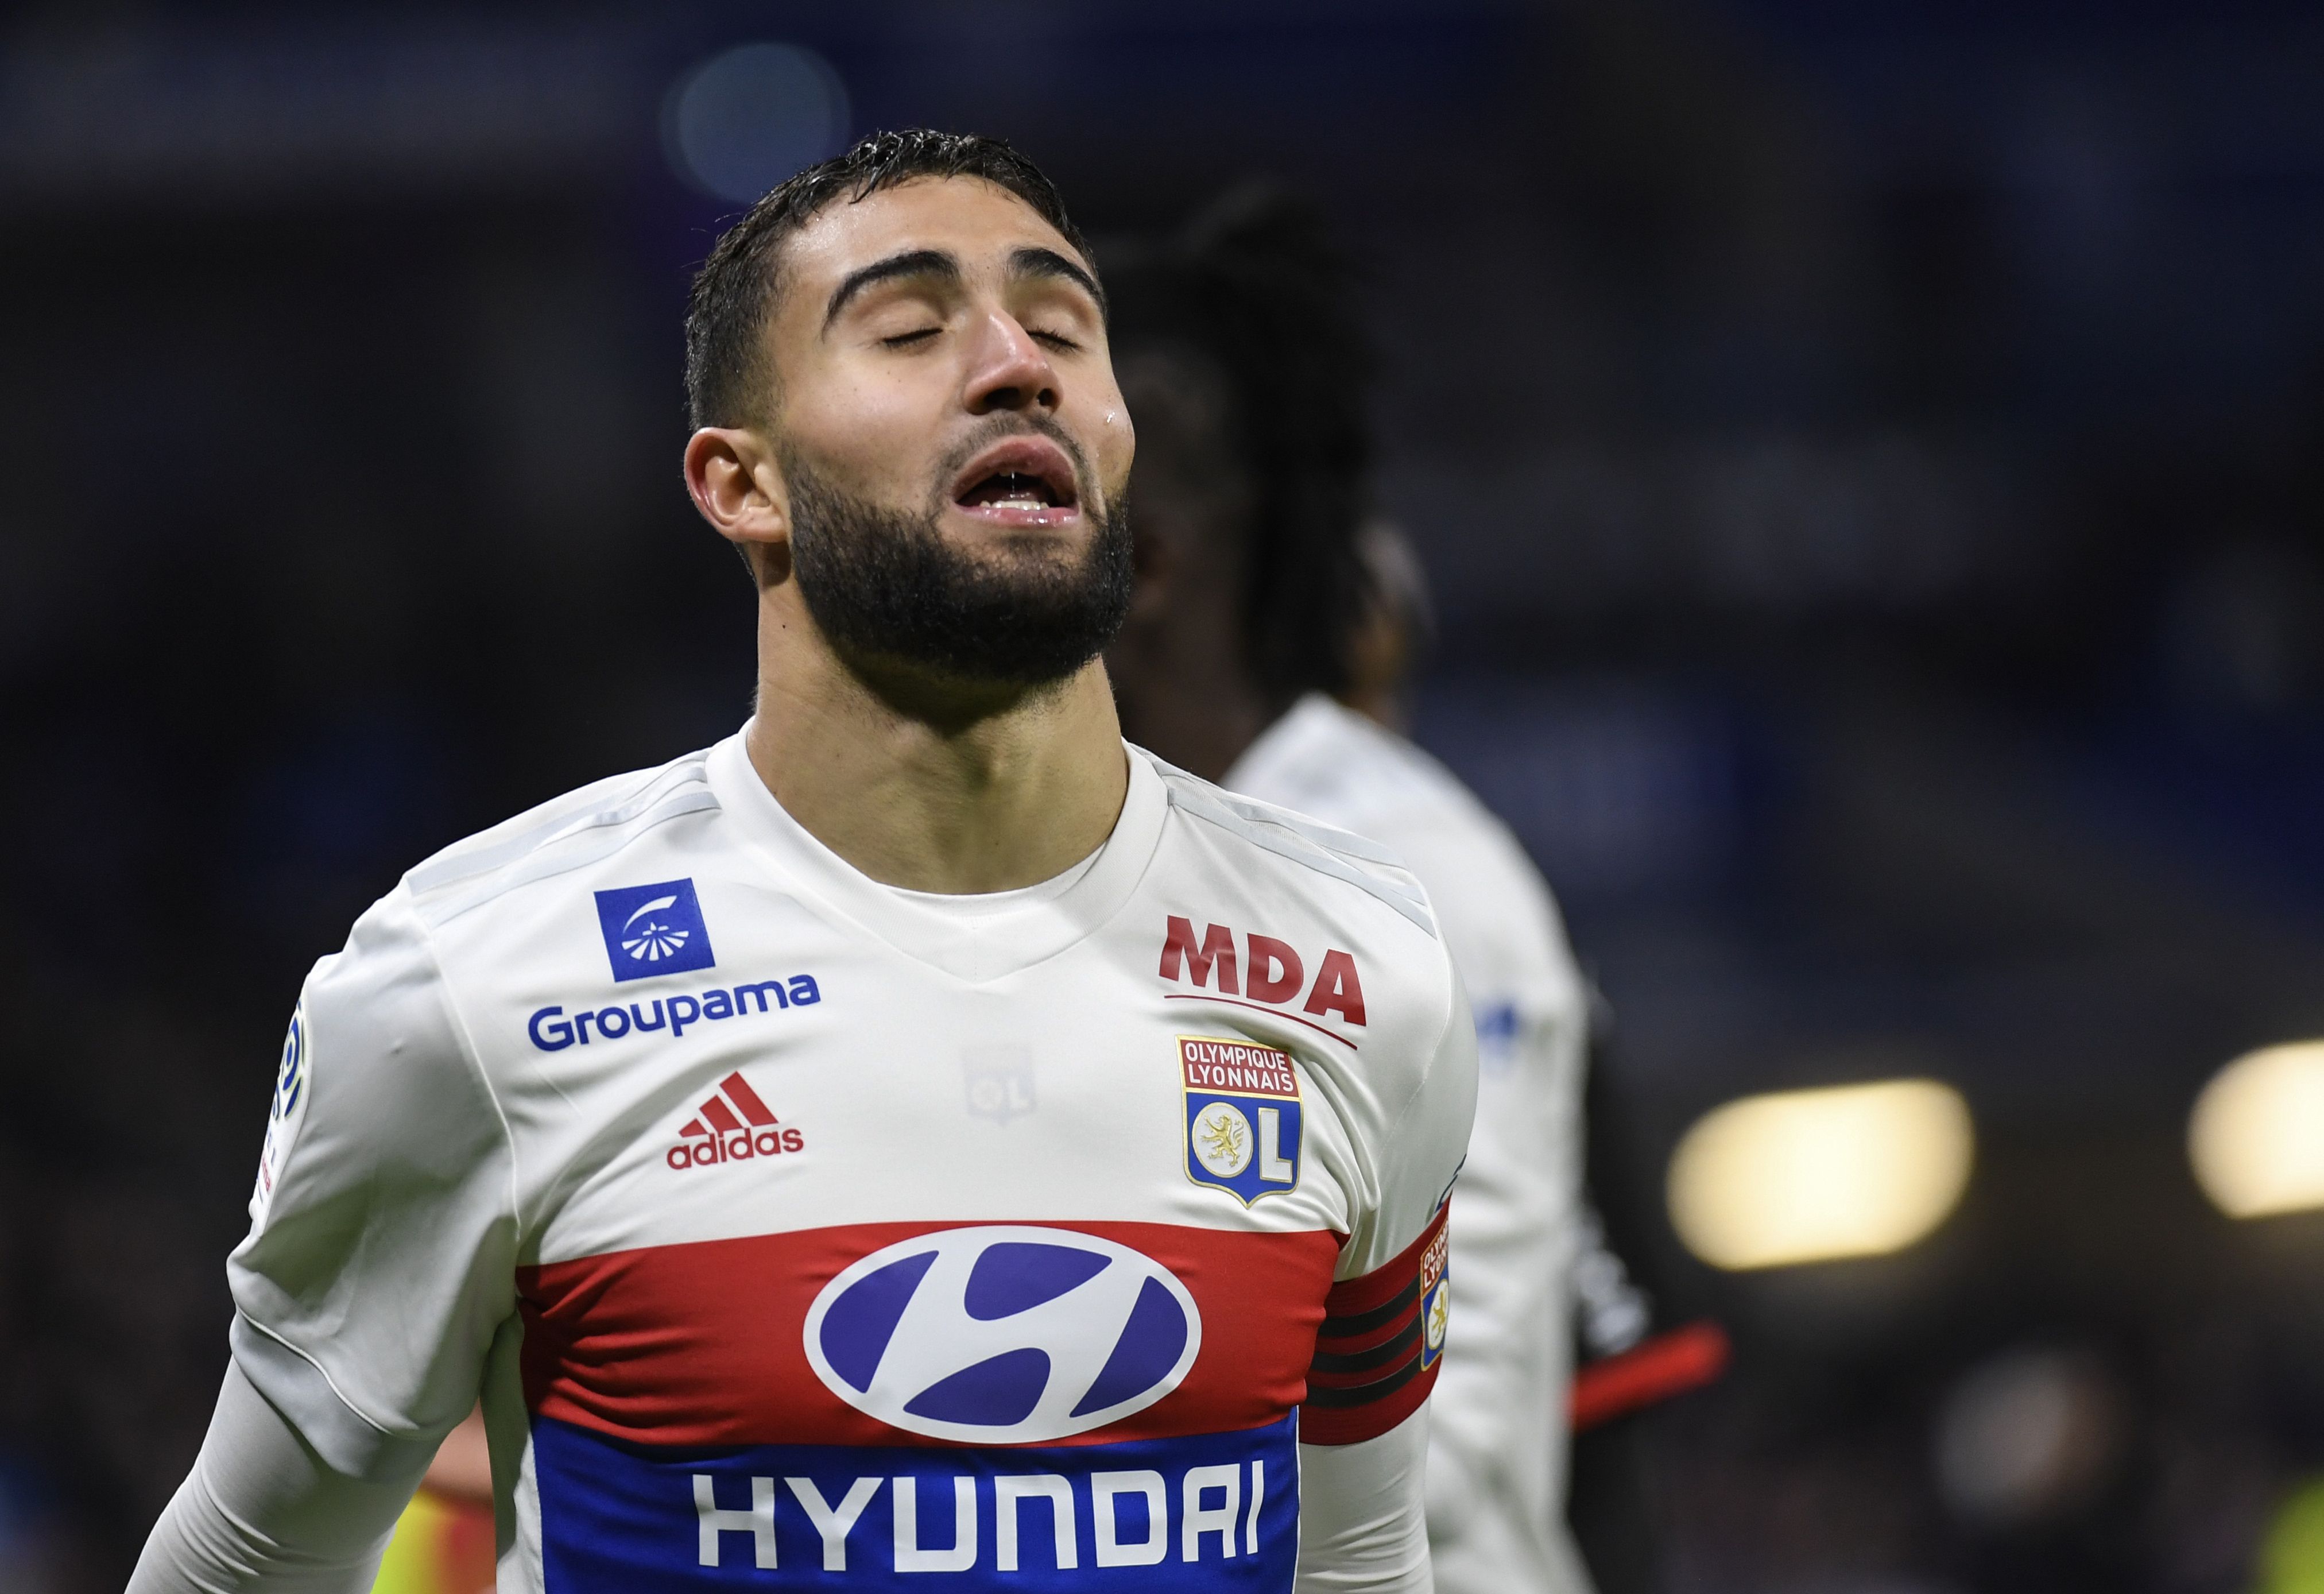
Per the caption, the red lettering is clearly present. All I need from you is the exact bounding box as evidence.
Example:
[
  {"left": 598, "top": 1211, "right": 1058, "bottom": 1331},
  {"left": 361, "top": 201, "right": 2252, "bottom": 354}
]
[
  {"left": 1303, "top": 949, "right": 1368, "bottom": 1027},
  {"left": 664, "top": 1127, "right": 806, "bottom": 1170},
  {"left": 1160, "top": 916, "right": 1240, "bottom": 995},
  {"left": 1246, "top": 935, "right": 1304, "bottom": 1004}
]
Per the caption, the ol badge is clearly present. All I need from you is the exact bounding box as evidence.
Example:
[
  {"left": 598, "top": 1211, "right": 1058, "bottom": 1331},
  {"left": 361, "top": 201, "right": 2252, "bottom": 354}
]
[
  {"left": 1180, "top": 1036, "right": 1302, "bottom": 1205},
  {"left": 1419, "top": 1218, "right": 1451, "bottom": 1371}
]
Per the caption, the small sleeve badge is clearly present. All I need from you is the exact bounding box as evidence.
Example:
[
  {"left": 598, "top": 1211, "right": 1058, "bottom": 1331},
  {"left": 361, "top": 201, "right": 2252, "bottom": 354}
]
[
  {"left": 1418, "top": 1220, "right": 1451, "bottom": 1371},
  {"left": 251, "top": 1001, "right": 309, "bottom": 1223}
]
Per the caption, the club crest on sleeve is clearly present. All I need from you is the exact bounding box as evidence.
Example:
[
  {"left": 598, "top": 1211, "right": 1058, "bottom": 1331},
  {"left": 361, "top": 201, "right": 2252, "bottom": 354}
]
[
  {"left": 1179, "top": 1036, "right": 1302, "bottom": 1205},
  {"left": 1419, "top": 1220, "right": 1451, "bottom": 1371},
  {"left": 252, "top": 1001, "right": 309, "bottom": 1217},
  {"left": 594, "top": 879, "right": 716, "bottom": 982}
]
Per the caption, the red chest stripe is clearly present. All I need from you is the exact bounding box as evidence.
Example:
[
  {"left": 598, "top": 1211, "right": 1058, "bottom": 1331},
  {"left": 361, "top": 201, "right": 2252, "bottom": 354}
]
[{"left": 517, "top": 1221, "right": 1341, "bottom": 1450}]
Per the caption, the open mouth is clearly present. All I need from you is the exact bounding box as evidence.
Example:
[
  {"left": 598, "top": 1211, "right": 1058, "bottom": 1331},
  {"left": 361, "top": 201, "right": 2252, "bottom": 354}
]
[{"left": 949, "top": 436, "right": 1082, "bottom": 527}]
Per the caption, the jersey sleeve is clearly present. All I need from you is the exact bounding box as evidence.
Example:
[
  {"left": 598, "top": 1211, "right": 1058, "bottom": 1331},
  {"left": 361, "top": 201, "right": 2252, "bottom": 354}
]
[
  {"left": 1293, "top": 1406, "right": 1434, "bottom": 1592},
  {"left": 227, "top": 884, "right": 518, "bottom": 1482},
  {"left": 1423, "top": 968, "right": 1590, "bottom": 1586},
  {"left": 129, "top": 1362, "right": 424, "bottom": 1594},
  {"left": 1300, "top": 973, "right": 1477, "bottom": 1447}
]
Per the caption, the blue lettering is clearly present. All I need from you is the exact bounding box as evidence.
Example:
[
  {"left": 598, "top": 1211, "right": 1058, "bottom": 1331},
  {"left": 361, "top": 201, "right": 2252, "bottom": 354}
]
[
  {"left": 735, "top": 980, "right": 788, "bottom": 1014},
  {"left": 533, "top": 1410, "right": 1292, "bottom": 1583},
  {"left": 525, "top": 974, "right": 818, "bottom": 1047},
  {"left": 527, "top": 1006, "right": 574, "bottom": 1052}
]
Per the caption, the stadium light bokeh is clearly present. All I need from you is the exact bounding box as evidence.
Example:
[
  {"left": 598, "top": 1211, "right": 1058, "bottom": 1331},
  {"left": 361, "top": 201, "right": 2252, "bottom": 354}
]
[
  {"left": 2189, "top": 1041, "right": 2324, "bottom": 1219},
  {"left": 1667, "top": 1079, "right": 1975, "bottom": 1271},
  {"left": 661, "top": 42, "right": 851, "bottom": 204}
]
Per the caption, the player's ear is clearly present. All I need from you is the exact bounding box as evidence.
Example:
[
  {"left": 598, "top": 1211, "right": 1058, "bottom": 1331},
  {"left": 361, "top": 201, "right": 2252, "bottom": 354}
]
[{"left": 684, "top": 427, "right": 793, "bottom": 584}]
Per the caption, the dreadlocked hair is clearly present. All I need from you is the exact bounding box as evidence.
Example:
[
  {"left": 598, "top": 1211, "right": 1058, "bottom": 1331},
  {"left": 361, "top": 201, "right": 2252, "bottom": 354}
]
[{"left": 1106, "top": 186, "right": 1376, "bottom": 704}]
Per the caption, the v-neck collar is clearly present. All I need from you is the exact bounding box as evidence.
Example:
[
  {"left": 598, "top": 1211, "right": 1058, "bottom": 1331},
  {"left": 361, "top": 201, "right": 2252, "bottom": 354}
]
[{"left": 706, "top": 726, "right": 1168, "bottom": 984}]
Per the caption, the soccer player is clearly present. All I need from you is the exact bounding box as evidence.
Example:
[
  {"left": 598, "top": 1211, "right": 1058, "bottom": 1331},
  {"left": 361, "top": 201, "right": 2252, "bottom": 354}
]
[
  {"left": 1105, "top": 191, "right": 1598, "bottom": 1594},
  {"left": 128, "top": 130, "right": 1476, "bottom": 1594}
]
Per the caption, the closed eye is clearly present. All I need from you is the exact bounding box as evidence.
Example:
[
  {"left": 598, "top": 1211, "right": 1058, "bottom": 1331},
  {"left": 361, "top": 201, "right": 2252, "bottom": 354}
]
[
  {"left": 881, "top": 327, "right": 941, "bottom": 349},
  {"left": 1029, "top": 329, "right": 1082, "bottom": 352}
]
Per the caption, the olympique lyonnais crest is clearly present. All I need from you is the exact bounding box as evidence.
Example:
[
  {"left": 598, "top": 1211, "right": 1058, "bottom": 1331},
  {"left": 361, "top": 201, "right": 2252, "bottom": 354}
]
[
  {"left": 1419, "top": 1216, "right": 1450, "bottom": 1371},
  {"left": 1180, "top": 1035, "right": 1303, "bottom": 1205}
]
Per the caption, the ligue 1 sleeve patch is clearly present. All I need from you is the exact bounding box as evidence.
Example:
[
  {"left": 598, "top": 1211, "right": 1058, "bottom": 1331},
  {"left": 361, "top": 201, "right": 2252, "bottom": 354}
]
[
  {"left": 250, "top": 1001, "right": 310, "bottom": 1222},
  {"left": 1179, "top": 1036, "right": 1302, "bottom": 1205}
]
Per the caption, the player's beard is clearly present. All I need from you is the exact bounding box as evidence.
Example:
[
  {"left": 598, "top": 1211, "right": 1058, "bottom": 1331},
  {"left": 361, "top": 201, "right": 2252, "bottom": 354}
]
[{"left": 783, "top": 432, "right": 1133, "bottom": 692}]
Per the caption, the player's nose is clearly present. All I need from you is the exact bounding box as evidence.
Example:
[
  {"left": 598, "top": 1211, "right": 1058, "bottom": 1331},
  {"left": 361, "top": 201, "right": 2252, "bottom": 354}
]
[{"left": 962, "top": 311, "right": 1060, "bottom": 417}]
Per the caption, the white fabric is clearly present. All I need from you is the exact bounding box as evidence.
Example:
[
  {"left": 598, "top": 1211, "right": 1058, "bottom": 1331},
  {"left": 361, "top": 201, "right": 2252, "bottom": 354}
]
[
  {"left": 1295, "top": 1409, "right": 1435, "bottom": 1593},
  {"left": 1227, "top": 695, "right": 1595, "bottom": 1594},
  {"left": 135, "top": 726, "right": 1475, "bottom": 1592},
  {"left": 127, "top": 1365, "right": 418, "bottom": 1594},
  {"left": 874, "top": 840, "right": 1102, "bottom": 916}
]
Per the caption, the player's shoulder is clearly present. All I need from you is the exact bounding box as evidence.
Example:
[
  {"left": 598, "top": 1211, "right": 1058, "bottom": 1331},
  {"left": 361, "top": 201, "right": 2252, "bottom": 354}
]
[
  {"left": 1140, "top": 745, "right": 1441, "bottom": 943},
  {"left": 1283, "top": 697, "right": 1507, "bottom": 838},
  {"left": 1141, "top": 751, "right": 1465, "bottom": 1124},
  {"left": 396, "top": 744, "right": 721, "bottom": 931},
  {"left": 285, "top": 753, "right": 719, "bottom": 1086},
  {"left": 1222, "top": 698, "right": 1581, "bottom": 1007},
  {"left": 1264, "top": 698, "right": 1548, "bottom": 885}
]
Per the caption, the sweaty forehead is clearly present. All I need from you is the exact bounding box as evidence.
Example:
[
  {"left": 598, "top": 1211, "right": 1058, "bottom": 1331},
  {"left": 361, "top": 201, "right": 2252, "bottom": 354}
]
[{"left": 775, "top": 176, "right": 1087, "bottom": 320}]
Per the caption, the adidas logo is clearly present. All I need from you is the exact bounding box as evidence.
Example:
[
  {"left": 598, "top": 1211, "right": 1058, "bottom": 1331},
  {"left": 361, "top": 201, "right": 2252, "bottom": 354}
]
[{"left": 665, "top": 1071, "right": 804, "bottom": 1171}]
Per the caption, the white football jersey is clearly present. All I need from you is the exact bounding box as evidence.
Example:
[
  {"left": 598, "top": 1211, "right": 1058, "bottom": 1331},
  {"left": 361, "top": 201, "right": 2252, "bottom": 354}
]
[
  {"left": 1226, "top": 696, "right": 1595, "bottom": 1594},
  {"left": 234, "top": 729, "right": 1475, "bottom": 1593}
]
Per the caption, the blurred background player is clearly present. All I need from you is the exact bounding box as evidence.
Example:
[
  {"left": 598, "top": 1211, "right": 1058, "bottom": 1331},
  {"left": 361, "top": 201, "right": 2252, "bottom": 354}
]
[
  {"left": 366, "top": 1414, "right": 491, "bottom": 1594},
  {"left": 1105, "top": 189, "right": 1597, "bottom": 1594}
]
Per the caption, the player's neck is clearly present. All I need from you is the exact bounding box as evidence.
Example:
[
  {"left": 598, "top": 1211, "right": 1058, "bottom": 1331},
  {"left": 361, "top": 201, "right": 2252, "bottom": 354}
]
[{"left": 744, "top": 599, "right": 1130, "bottom": 895}]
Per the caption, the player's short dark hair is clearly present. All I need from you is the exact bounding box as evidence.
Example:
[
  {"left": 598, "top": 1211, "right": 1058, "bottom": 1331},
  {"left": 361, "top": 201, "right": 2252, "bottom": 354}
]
[
  {"left": 684, "top": 129, "right": 1095, "bottom": 431},
  {"left": 1104, "top": 188, "right": 1375, "bottom": 704}
]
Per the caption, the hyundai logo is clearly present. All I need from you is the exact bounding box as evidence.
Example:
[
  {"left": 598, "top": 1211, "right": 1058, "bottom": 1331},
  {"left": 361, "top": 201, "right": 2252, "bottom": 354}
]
[{"left": 803, "top": 1226, "right": 1202, "bottom": 1445}]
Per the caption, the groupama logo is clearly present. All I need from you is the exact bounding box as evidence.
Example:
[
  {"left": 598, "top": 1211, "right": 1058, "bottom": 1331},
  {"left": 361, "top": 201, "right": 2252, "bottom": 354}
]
[
  {"left": 803, "top": 1228, "right": 1200, "bottom": 1445},
  {"left": 623, "top": 903, "right": 691, "bottom": 962},
  {"left": 594, "top": 879, "right": 717, "bottom": 982}
]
